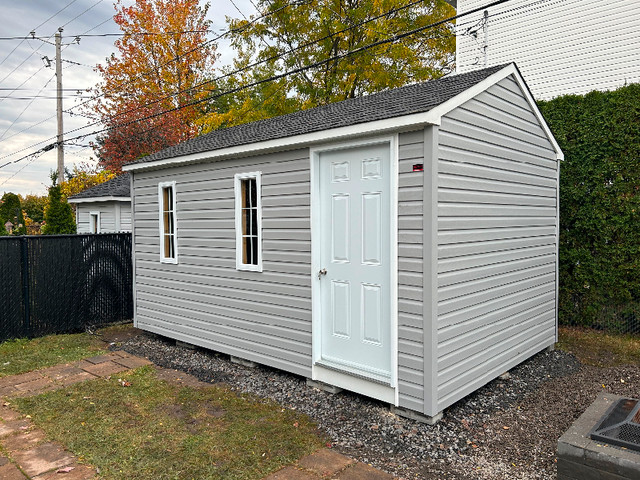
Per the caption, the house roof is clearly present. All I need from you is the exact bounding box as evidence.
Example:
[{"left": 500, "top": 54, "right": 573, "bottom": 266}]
[
  {"left": 125, "top": 64, "right": 508, "bottom": 169},
  {"left": 68, "top": 172, "right": 130, "bottom": 202}
]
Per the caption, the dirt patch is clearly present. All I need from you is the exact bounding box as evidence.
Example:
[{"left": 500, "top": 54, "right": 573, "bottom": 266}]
[
  {"left": 204, "top": 403, "right": 226, "bottom": 418},
  {"left": 154, "top": 366, "right": 211, "bottom": 388},
  {"left": 99, "top": 324, "right": 143, "bottom": 345}
]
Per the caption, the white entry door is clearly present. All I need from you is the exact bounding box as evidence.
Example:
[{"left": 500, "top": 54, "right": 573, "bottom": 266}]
[{"left": 315, "top": 141, "right": 392, "bottom": 384}]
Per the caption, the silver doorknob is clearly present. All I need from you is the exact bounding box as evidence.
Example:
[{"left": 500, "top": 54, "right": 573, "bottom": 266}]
[{"left": 318, "top": 268, "right": 327, "bottom": 279}]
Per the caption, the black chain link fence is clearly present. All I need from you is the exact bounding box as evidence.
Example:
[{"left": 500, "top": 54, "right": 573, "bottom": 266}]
[
  {"left": 0, "top": 233, "right": 132, "bottom": 343},
  {"left": 561, "top": 302, "right": 640, "bottom": 336}
]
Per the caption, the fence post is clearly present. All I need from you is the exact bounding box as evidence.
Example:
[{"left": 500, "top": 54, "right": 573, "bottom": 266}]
[{"left": 20, "top": 237, "right": 31, "bottom": 337}]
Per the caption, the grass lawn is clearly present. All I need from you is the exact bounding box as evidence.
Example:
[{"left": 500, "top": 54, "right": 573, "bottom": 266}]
[
  {"left": 557, "top": 326, "right": 640, "bottom": 367},
  {"left": 0, "top": 333, "right": 106, "bottom": 378},
  {"left": 0, "top": 324, "right": 136, "bottom": 377},
  {"left": 13, "top": 366, "right": 325, "bottom": 479}
]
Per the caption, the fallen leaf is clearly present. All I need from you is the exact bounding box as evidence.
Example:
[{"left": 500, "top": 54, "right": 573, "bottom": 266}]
[
  {"left": 293, "top": 422, "right": 299, "bottom": 428},
  {"left": 56, "top": 466, "right": 75, "bottom": 473},
  {"left": 503, "top": 426, "right": 510, "bottom": 430}
]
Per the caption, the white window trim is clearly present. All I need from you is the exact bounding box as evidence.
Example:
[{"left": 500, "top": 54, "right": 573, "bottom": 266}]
[
  {"left": 234, "top": 171, "right": 263, "bottom": 272},
  {"left": 158, "top": 181, "right": 178, "bottom": 264},
  {"left": 89, "top": 211, "right": 101, "bottom": 234}
]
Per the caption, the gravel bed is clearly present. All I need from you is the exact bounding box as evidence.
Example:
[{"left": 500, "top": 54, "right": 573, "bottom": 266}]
[{"left": 113, "top": 333, "right": 638, "bottom": 479}]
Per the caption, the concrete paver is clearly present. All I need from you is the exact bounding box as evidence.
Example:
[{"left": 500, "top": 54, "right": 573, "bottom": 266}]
[
  {"left": 11, "top": 443, "right": 75, "bottom": 477},
  {"left": 2, "top": 430, "right": 47, "bottom": 452},
  {"left": 80, "top": 360, "right": 128, "bottom": 378},
  {"left": 0, "top": 462, "right": 27, "bottom": 479},
  {"left": 263, "top": 466, "right": 319, "bottom": 480},
  {"left": 335, "top": 462, "right": 395, "bottom": 479},
  {"left": 32, "top": 463, "right": 96, "bottom": 480},
  {"left": 84, "top": 355, "right": 116, "bottom": 365},
  {"left": 0, "top": 419, "right": 32, "bottom": 438},
  {"left": 297, "top": 448, "right": 355, "bottom": 476},
  {"left": 112, "top": 355, "right": 152, "bottom": 369}
]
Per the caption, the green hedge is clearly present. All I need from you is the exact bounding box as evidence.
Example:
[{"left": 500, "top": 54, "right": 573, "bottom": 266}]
[{"left": 538, "top": 84, "right": 640, "bottom": 331}]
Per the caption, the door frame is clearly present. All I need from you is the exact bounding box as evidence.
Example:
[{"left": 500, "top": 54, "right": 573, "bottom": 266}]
[{"left": 310, "top": 134, "right": 399, "bottom": 405}]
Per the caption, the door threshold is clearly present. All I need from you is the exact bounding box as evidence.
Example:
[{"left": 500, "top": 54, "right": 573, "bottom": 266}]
[
  {"left": 312, "top": 363, "right": 396, "bottom": 404},
  {"left": 315, "top": 360, "right": 391, "bottom": 386}
]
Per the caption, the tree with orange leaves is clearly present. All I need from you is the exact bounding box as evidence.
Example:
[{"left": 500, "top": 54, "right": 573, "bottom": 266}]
[{"left": 87, "top": 0, "right": 217, "bottom": 172}]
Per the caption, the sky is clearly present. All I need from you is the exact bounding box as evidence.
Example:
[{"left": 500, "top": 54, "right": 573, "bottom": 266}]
[{"left": 0, "top": 0, "right": 257, "bottom": 197}]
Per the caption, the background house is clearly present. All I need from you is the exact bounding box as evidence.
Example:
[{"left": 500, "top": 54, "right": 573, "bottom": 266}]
[
  {"left": 123, "top": 64, "right": 562, "bottom": 422},
  {"left": 453, "top": 0, "right": 640, "bottom": 99},
  {"left": 68, "top": 173, "right": 131, "bottom": 233}
]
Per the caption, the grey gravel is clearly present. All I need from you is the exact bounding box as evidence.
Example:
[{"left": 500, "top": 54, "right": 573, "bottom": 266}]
[{"left": 113, "top": 332, "right": 638, "bottom": 479}]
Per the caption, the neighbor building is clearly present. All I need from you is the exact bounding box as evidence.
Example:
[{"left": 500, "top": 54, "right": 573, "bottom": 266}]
[{"left": 68, "top": 173, "right": 132, "bottom": 233}]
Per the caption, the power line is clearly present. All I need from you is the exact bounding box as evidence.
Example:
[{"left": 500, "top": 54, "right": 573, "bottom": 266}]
[
  {"left": 0, "top": 0, "right": 509, "bottom": 168},
  {"left": 0, "top": 0, "right": 510, "bottom": 181},
  {"left": 0, "top": 73, "right": 56, "bottom": 141},
  {"left": 61, "top": 0, "right": 107, "bottom": 28}
]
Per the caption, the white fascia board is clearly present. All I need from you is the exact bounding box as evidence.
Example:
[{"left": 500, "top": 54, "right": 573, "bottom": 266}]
[
  {"left": 123, "top": 113, "right": 437, "bottom": 173},
  {"left": 424, "top": 63, "right": 564, "bottom": 161},
  {"left": 68, "top": 196, "right": 131, "bottom": 204}
]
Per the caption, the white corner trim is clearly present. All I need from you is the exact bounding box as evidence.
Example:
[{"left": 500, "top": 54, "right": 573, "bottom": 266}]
[
  {"left": 158, "top": 181, "right": 178, "bottom": 264},
  {"left": 234, "top": 171, "right": 263, "bottom": 272},
  {"left": 68, "top": 196, "right": 131, "bottom": 204}
]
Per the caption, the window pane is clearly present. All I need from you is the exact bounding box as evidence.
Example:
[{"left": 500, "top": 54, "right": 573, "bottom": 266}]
[
  {"left": 249, "top": 179, "right": 257, "bottom": 207},
  {"left": 251, "top": 236, "right": 258, "bottom": 265},
  {"left": 243, "top": 236, "right": 250, "bottom": 264},
  {"left": 242, "top": 209, "right": 251, "bottom": 236},
  {"left": 164, "top": 234, "right": 171, "bottom": 258},
  {"left": 250, "top": 208, "right": 258, "bottom": 237},
  {"left": 241, "top": 180, "right": 248, "bottom": 208}
]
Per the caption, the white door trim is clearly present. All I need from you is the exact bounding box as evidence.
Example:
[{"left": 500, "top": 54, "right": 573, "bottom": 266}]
[{"left": 310, "top": 135, "right": 398, "bottom": 405}]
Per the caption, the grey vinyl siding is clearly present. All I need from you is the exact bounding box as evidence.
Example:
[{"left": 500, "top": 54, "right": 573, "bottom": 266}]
[
  {"left": 133, "top": 148, "right": 314, "bottom": 377},
  {"left": 435, "top": 75, "right": 558, "bottom": 412},
  {"left": 397, "top": 129, "right": 425, "bottom": 411},
  {"left": 76, "top": 202, "right": 124, "bottom": 233}
]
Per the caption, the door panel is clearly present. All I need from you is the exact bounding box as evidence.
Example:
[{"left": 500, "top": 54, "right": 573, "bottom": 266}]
[{"left": 317, "top": 142, "right": 392, "bottom": 381}]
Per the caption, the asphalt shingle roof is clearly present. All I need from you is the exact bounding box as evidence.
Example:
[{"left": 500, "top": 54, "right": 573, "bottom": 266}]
[
  {"left": 127, "top": 64, "right": 508, "bottom": 167},
  {"left": 69, "top": 172, "right": 130, "bottom": 200}
]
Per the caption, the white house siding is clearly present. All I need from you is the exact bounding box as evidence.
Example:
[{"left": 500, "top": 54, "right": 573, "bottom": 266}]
[
  {"left": 455, "top": 0, "right": 640, "bottom": 99},
  {"left": 120, "top": 203, "right": 132, "bottom": 232},
  {"left": 76, "top": 202, "right": 119, "bottom": 233},
  {"left": 435, "top": 75, "right": 558, "bottom": 412}
]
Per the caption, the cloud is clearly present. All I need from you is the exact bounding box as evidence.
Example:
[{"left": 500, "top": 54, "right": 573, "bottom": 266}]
[{"left": 1, "top": 0, "right": 255, "bottom": 197}]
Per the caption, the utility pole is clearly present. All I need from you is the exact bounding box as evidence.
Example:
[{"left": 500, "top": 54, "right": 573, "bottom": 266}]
[
  {"left": 55, "top": 27, "right": 64, "bottom": 183},
  {"left": 483, "top": 10, "right": 489, "bottom": 67}
]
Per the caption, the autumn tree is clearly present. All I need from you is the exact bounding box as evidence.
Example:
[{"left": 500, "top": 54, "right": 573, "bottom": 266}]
[
  {"left": 0, "top": 192, "right": 26, "bottom": 235},
  {"left": 201, "top": 0, "right": 455, "bottom": 131},
  {"left": 88, "top": 0, "right": 217, "bottom": 172},
  {"left": 59, "top": 164, "right": 116, "bottom": 199},
  {"left": 21, "top": 194, "right": 48, "bottom": 224}
]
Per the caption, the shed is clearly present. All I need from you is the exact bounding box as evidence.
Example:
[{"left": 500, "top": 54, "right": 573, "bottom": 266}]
[
  {"left": 68, "top": 173, "right": 132, "bottom": 233},
  {"left": 123, "top": 63, "right": 562, "bottom": 423}
]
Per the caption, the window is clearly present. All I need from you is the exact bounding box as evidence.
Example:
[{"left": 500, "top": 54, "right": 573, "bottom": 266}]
[
  {"left": 234, "top": 172, "right": 262, "bottom": 271},
  {"left": 158, "top": 181, "right": 177, "bottom": 263},
  {"left": 89, "top": 212, "right": 100, "bottom": 234}
]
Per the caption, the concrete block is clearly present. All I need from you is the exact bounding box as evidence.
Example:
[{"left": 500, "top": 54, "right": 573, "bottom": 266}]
[
  {"left": 306, "top": 379, "right": 343, "bottom": 394},
  {"left": 230, "top": 356, "right": 257, "bottom": 368},
  {"left": 390, "top": 406, "right": 443, "bottom": 425}
]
